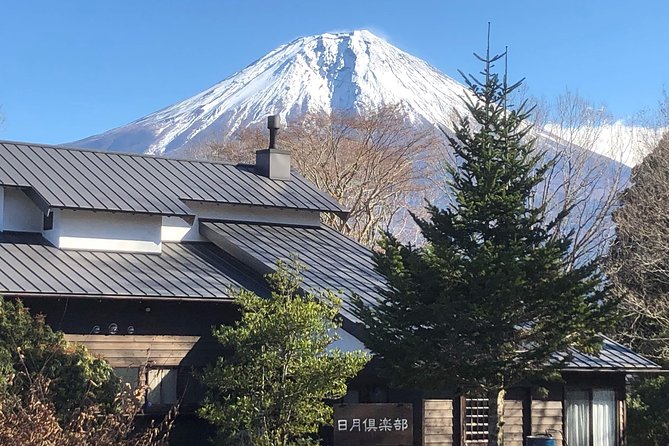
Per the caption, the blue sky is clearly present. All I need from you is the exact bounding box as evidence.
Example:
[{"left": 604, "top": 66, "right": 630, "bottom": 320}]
[{"left": 1, "top": 0, "right": 667, "bottom": 143}]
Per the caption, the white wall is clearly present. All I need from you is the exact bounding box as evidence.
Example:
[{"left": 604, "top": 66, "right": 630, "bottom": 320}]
[
  {"left": 161, "top": 216, "right": 204, "bottom": 242},
  {"left": 43, "top": 209, "right": 62, "bottom": 245},
  {"left": 161, "top": 202, "right": 321, "bottom": 242},
  {"left": 2, "top": 187, "right": 43, "bottom": 233},
  {"left": 0, "top": 186, "right": 322, "bottom": 251},
  {"left": 329, "top": 329, "right": 369, "bottom": 354},
  {"left": 191, "top": 202, "right": 321, "bottom": 226},
  {"left": 44, "top": 210, "right": 162, "bottom": 253}
]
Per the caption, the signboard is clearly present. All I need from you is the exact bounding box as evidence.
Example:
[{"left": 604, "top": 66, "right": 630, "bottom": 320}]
[{"left": 334, "top": 403, "right": 413, "bottom": 446}]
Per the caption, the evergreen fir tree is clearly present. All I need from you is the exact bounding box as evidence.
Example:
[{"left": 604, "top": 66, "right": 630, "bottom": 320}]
[{"left": 352, "top": 42, "right": 614, "bottom": 446}]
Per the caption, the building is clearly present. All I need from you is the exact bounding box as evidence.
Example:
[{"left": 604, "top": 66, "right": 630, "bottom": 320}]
[{"left": 0, "top": 132, "right": 659, "bottom": 445}]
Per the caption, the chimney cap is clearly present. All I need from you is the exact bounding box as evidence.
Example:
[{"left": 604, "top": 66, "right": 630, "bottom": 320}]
[
  {"left": 257, "top": 114, "right": 290, "bottom": 180},
  {"left": 267, "top": 115, "right": 281, "bottom": 130}
]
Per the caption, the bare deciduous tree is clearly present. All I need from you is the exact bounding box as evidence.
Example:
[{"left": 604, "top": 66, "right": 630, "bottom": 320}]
[
  {"left": 0, "top": 374, "right": 176, "bottom": 446},
  {"left": 192, "top": 106, "right": 439, "bottom": 247},
  {"left": 606, "top": 134, "right": 669, "bottom": 362},
  {"left": 283, "top": 107, "right": 438, "bottom": 246},
  {"left": 190, "top": 92, "right": 638, "bottom": 259},
  {"left": 532, "top": 91, "right": 632, "bottom": 267},
  {"left": 190, "top": 126, "right": 263, "bottom": 165}
]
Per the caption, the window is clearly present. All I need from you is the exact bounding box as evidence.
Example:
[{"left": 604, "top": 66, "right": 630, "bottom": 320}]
[
  {"left": 113, "top": 367, "right": 140, "bottom": 390},
  {"left": 566, "top": 389, "right": 617, "bottom": 446},
  {"left": 464, "top": 397, "right": 489, "bottom": 445},
  {"left": 146, "top": 368, "right": 178, "bottom": 407}
]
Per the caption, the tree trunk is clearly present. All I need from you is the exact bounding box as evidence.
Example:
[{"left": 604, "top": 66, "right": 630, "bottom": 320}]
[{"left": 488, "top": 387, "right": 506, "bottom": 446}]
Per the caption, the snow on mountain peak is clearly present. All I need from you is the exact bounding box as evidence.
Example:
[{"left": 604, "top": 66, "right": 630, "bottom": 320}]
[{"left": 71, "top": 30, "right": 471, "bottom": 155}]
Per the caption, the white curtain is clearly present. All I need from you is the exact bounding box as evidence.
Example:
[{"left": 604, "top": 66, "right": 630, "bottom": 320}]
[
  {"left": 566, "top": 390, "right": 590, "bottom": 446},
  {"left": 593, "top": 389, "right": 616, "bottom": 446},
  {"left": 147, "top": 368, "right": 178, "bottom": 405}
]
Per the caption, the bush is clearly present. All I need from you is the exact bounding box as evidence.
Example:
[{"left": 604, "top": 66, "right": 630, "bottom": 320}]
[
  {"left": 0, "top": 297, "right": 177, "bottom": 444},
  {"left": 199, "top": 258, "right": 369, "bottom": 446},
  {"left": 0, "top": 297, "right": 119, "bottom": 418},
  {"left": 0, "top": 374, "right": 175, "bottom": 446},
  {"left": 627, "top": 375, "right": 669, "bottom": 446}
]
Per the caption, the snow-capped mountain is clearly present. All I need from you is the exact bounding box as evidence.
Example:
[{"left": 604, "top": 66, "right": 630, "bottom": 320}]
[
  {"left": 69, "top": 29, "right": 632, "bottom": 261},
  {"left": 71, "top": 30, "right": 473, "bottom": 155},
  {"left": 543, "top": 122, "right": 665, "bottom": 167}
]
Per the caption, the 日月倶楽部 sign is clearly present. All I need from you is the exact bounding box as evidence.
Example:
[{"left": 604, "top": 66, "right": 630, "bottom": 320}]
[{"left": 333, "top": 403, "right": 413, "bottom": 445}]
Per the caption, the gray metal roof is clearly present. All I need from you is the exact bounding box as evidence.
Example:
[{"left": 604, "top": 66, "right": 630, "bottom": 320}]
[
  {"left": 200, "top": 221, "right": 386, "bottom": 320},
  {"left": 0, "top": 141, "right": 347, "bottom": 217},
  {"left": 0, "top": 232, "right": 266, "bottom": 300},
  {"left": 559, "top": 337, "right": 661, "bottom": 371},
  {"left": 201, "top": 221, "right": 660, "bottom": 371}
]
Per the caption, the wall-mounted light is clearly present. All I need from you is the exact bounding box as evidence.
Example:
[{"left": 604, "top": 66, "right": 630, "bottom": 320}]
[
  {"left": 127, "top": 325, "right": 135, "bottom": 334},
  {"left": 43, "top": 211, "right": 54, "bottom": 231},
  {"left": 91, "top": 325, "right": 100, "bottom": 334},
  {"left": 108, "top": 323, "right": 118, "bottom": 335}
]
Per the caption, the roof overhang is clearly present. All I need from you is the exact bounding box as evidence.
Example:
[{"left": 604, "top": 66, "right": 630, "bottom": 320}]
[
  {"left": 5, "top": 292, "right": 235, "bottom": 303},
  {"left": 50, "top": 206, "right": 197, "bottom": 224},
  {"left": 561, "top": 367, "right": 667, "bottom": 374}
]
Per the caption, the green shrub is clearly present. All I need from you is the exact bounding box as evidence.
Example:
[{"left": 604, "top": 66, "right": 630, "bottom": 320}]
[
  {"left": 0, "top": 297, "right": 119, "bottom": 418},
  {"left": 627, "top": 375, "right": 669, "bottom": 446}
]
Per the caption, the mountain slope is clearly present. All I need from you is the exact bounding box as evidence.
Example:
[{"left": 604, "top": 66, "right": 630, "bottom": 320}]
[
  {"left": 71, "top": 30, "right": 472, "bottom": 155},
  {"left": 69, "top": 29, "right": 631, "bottom": 263}
]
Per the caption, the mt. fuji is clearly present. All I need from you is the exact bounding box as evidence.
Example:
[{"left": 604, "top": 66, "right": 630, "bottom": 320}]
[
  {"left": 68, "top": 29, "right": 630, "bottom": 263},
  {"left": 71, "top": 30, "right": 473, "bottom": 155}
]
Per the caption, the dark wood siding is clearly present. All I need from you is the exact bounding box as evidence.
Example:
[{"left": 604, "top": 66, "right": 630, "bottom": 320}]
[{"left": 20, "top": 296, "right": 236, "bottom": 337}]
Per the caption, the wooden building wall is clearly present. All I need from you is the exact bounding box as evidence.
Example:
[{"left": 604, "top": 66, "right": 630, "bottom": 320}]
[
  {"left": 21, "top": 297, "right": 631, "bottom": 446},
  {"left": 530, "top": 399, "right": 563, "bottom": 446},
  {"left": 24, "top": 296, "right": 232, "bottom": 417},
  {"left": 503, "top": 399, "right": 525, "bottom": 446},
  {"left": 20, "top": 296, "right": 237, "bottom": 338},
  {"left": 423, "top": 399, "right": 454, "bottom": 446},
  {"left": 63, "top": 334, "right": 201, "bottom": 367},
  {"left": 422, "top": 397, "right": 525, "bottom": 446}
]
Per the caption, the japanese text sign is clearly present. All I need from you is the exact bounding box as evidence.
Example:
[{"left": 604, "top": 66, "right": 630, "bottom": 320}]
[{"left": 334, "top": 403, "right": 413, "bottom": 445}]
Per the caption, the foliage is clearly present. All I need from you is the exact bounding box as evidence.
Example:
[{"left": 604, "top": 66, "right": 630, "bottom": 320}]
[
  {"left": 0, "top": 373, "right": 175, "bottom": 446},
  {"left": 627, "top": 376, "right": 669, "bottom": 446},
  {"left": 352, "top": 47, "right": 614, "bottom": 446},
  {"left": 606, "top": 133, "right": 669, "bottom": 446},
  {"left": 607, "top": 134, "right": 669, "bottom": 362},
  {"left": 199, "top": 258, "right": 369, "bottom": 446},
  {"left": 0, "top": 297, "right": 119, "bottom": 418},
  {"left": 0, "top": 297, "right": 176, "bottom": 444}
]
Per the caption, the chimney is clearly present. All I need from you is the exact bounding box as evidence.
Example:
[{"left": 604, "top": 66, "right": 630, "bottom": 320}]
[{"left": 255, "top": 115, "right": 291, "bottom": 180}]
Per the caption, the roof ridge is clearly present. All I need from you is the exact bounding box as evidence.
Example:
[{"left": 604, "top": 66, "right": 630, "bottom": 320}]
[
  {"left": 599, "top": 334, "right": 634, "bottom": 349},
  {"left": 0, "top": 139, "right": 242, "bottom": 168},
  {"left": 0, "top": 140, "right": 348, "bottom": 215},
  {"left": 203, "top": 219, "right": 324, "bottom": 230}
]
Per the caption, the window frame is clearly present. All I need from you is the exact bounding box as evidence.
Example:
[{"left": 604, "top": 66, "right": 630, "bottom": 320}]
[
  {"left": 564, "top": 387, "right": 619, "bottom": 446},
  {"left": 112, "top": 366, "right": 141, "bottom": 390},
  {"left": 144, "top": 366, "right": 179, "bottom": 410},
  {"left": 461, "top": 396, "right": 490, "bottom": 446}
]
